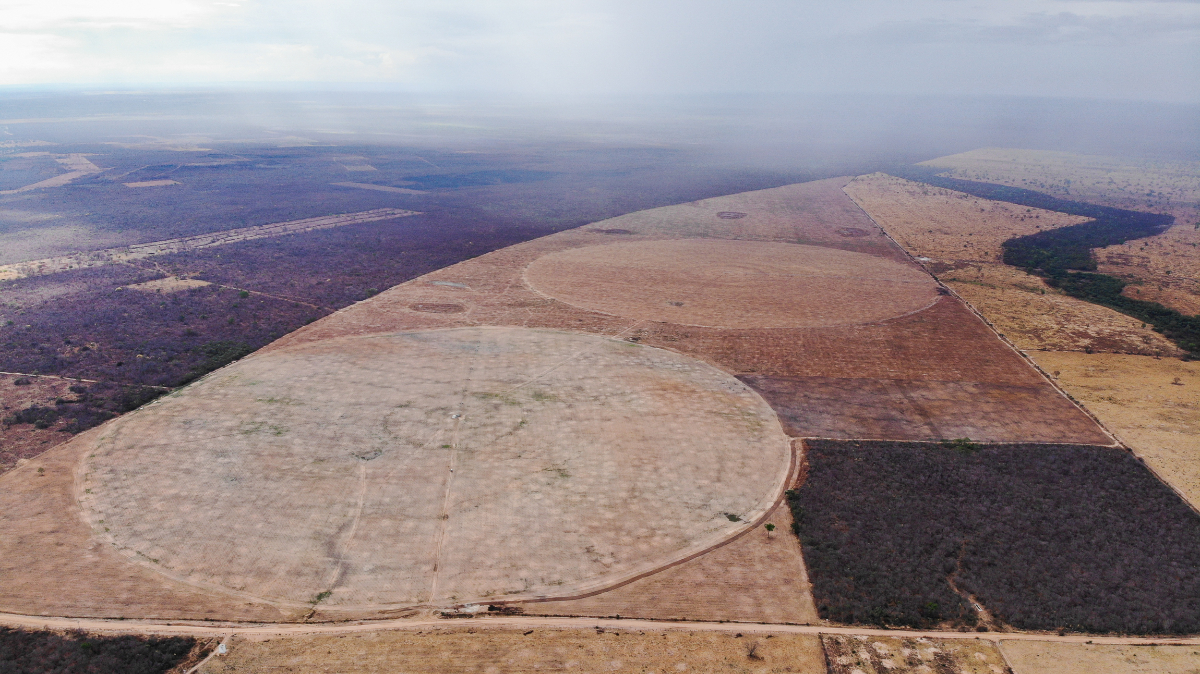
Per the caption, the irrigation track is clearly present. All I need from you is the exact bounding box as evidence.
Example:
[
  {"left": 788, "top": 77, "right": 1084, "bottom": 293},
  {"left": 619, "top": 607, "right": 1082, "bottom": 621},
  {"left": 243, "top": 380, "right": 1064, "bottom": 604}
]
[{"left": 1, "top": 612, "right": 1196, "bottom": 646}]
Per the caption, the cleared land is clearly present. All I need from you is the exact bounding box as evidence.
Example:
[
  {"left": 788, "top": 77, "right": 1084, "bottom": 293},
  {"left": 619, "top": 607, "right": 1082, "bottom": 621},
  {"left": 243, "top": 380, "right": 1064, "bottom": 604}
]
[
  {"left": 524, "top": 239, "right": 939, "bottom": 329},
  {"left": 1031, "top": 351, "right": 1200, "bottom": 508},
  {"left": 844, "top": 172, "right": 1178, "bottom": 355},
  {"left": 795, "top": 440, "right": 1200, "bottom": 634},
  {"left": 80, "top": 327, "right": 791, "bottom": 610},
  {"left": 0, "top": 153, "right": 104, "bottom": 194},
  {"left": 0, "top": 175, "right": 1113, "bottom": 628},
  {"left": 332, "top": 181, "right": 427, "bottom": 194},
  {"left": 1001, "top": 640, "right": 1200, "bottom": 674},
  {"left": 123, "top": 276, "right": 212, "bottom": 293},
  {"left": 920, "top": 149, "right": 1200, "bottom": 316},
  {"left": 0, "top": 208, "right": 417, "bottom": 280},
  {"left": 823, "top": 634, "right": 1010, "bottom": 674},
  {"left": 198, "top": 627, "right": 828, "bottom": 674},
  {"left": 521, "top": 490, "right": 818, "bottom": 624},
  {"left": 123, "top": 180, "right": 180, "bottom": 188}
]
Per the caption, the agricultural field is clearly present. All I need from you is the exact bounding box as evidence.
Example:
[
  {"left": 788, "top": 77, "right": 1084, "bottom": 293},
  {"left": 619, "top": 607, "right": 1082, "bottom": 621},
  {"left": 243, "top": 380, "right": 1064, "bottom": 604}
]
[
  {"left": 1001, "top": 640, "right": 1200, "bottom": 674},
  {"left": 197, "top": 628, "right": 828, "bottom": 674},
  {"left": 844, "top": 173, "right": 1180, "bottom": 355},
  {"left": 793, "top": 440, "right": 1200, "bottom": 634},
  {"left": 920, "top": 149, "right": 1200, "bottom": 317},
  {"left": 1031, "top": 352, "right": 1200, "bottom": 508}
]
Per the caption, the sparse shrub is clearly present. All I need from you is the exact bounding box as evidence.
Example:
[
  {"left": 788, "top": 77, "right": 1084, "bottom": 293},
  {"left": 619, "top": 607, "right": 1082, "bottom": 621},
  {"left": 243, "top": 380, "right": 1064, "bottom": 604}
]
[{"left": 0, "top": 627, "right": 196, "bottom": 674}]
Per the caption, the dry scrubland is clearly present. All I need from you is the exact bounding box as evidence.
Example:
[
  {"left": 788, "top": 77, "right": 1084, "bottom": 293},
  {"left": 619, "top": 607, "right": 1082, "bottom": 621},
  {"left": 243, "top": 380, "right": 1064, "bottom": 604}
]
[
  {"left": 844, "top": 173, "right": 1179, "bottom": 355},
  {"left": 1031, "top": 352, "right": 1200, "bottom": 507},
  {"left": 1000, "top": 640, "right": 1200, "bottom": 674},
  {"left": 0, "top": 373, "right": 74, "bottom": 470},
  {"left": 198, "top": 628, "right": 828, "bottom": 674},
  {"left": 921, "top": 149, "right": 1200, "bottom": 316}
]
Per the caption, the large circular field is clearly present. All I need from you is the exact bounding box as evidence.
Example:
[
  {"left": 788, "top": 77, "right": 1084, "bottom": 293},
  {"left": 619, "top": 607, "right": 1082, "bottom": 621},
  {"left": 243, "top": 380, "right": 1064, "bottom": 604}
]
[
  {"left": 523, "top": 239, "right": 939, "bottom": 328},
  {"left": 78, "top": 327, "right": 790, "bottom": 609}
]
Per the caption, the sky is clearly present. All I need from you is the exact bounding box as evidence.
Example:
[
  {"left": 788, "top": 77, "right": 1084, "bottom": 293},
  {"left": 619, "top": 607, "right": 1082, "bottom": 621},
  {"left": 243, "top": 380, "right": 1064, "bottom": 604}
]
[{"left": 0, "top": 0, "right": 1197, "bottom": 102}]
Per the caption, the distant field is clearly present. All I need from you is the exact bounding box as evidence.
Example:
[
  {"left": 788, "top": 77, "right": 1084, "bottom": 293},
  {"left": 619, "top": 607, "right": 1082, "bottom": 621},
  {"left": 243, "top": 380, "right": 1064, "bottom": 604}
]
[
  {"left": 0, "top": 208, "right": 417, "bottom": 280},
  {"left": 920, "top": 149, "right": 1200, "bottom": 316},
  {"left": 846, "top": 173, "right": 1183, "bottom": 355},
  {"left": 1031, "top": 351, "right": 1200, "bottom": 508}
]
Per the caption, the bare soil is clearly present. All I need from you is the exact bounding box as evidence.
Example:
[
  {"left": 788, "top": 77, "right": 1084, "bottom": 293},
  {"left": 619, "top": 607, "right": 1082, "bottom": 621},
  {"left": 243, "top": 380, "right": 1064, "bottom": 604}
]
[
  {"left": 1000, "top": 639, "right": 1200, "bottom": 674},
  {"left": 198, "top": 627, "right": 828, "bottom": 674},
  {"left": 521, "top": 492, "right": 818, "bottom": 624},
  {"left": 1030, "top": 351, "right": 1200, "bottom": 508}
]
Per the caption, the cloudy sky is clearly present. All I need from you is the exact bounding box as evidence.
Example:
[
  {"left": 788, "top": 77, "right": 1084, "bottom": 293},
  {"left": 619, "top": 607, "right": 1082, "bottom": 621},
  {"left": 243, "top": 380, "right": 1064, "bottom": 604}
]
[{"left": 1, "top": 0, "right": 1197, "bottom": 102}]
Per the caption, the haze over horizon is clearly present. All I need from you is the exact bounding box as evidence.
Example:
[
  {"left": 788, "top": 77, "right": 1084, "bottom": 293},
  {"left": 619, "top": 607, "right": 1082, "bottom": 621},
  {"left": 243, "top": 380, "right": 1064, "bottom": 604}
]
[{"left": 2, "top": 0, "right": 1198, "bottom": 104}]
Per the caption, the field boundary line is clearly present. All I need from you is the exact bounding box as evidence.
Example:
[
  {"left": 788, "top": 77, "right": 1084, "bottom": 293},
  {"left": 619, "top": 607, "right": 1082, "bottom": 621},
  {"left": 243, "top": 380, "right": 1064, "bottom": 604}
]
[
  {"left": 843, "top": 179, "right": 1122, "bottom": 448},
  {"left": 1, "top": 611, "right": 1198, "bottom": 645}
]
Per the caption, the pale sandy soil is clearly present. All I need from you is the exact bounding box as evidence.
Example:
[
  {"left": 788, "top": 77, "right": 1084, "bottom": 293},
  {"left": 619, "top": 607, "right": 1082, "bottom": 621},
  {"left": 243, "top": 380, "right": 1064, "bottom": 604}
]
[
  {"left": 1029, "top": 351, "right": 1200, "bottom": 508},
  {"left": 824, "top": 634, "right": 1011, "bottom": 674},
  {"left": 123, "top": 179, "right": 180, "bottom": 188},
  {"left": 79, "top": 327, "right": 791, "bottom": 610},
  {"left": 1001, "top": 639, "right": 1200, "bottom": 674},
  {"left": 198, "top": 627, "right": 829, "bottom": 674},
  {"left": 524, "top": 239, "right": 939, "bottom": 329},
  {"left": 0, "top": 208, "right": 417, "bottom": 281},
  {"left": 919, "top": 149, "right": 1200, "bottom": 317},
  {"left": 521, "top": 489, "right": 818, "bottom": 624},
  {"left": 123, "top": 276, "right": 212, "bottom": 293},
  {"left": 845, "top": 172, "right": 1183, "bottom": 355}
]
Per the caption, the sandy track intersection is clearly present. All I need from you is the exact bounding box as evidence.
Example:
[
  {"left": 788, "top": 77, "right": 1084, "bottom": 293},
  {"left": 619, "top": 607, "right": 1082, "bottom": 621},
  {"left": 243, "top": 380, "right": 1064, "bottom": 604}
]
[{"left": 78, "top": 327, "right": 791, "bottom": 609}]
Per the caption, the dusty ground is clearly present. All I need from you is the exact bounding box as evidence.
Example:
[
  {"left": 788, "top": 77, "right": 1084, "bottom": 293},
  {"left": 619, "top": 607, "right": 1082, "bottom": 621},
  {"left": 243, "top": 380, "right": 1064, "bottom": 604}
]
[
  {"left": 0, "top": 208, "right": 417, "bottom": 280},
  {"left": 920, "top": 149, "right": 1200, "bottom": 316},
  {"left": 123, "top": 276, "right": 213, "bottom": 293},
  {"left": 521, "top": 491, "right": 817, "bottom": 624},
  {"left": 0, "top": 434, "right": 298, "bottom": 621},
  {"left": 79, "top": 327, "right": 791, "bottom": 610},
  {"left": 844, "top": 172, "right": 1182, "bottom": 355},
  {"left": 124, "top": 179, "right": 180, "bottom": 188},
  {"left": 0, "top": 373, "right": 74, "bottom": 472},
  {"left": 1000, "top": 639, "right": 1200, "bottom": 674},
  {"left": 1030, "top": 351, "right": 1200, "bottom": 508},
  {"left": 524, "top": 239, "right": 938, "bottom": 329},
  {"left": 198, "top": 627, "right": 828, "bottom": 674},
  {"left": 823, "top": 634, "right": 1011, "bottom": 674}
]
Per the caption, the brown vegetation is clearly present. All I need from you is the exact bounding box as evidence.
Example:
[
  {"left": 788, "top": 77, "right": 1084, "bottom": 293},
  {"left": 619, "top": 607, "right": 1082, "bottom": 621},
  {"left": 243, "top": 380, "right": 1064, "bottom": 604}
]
[
  {"left": 1000, "top": 639, "right": 1200, "bottom": 674},
  {"left": 1030, "top": 351, "right": 1200, "bottom": 508},
  {"left": 823, "top": 635, "right": 1011, "bottom": 674},
  {"left": 920, "top": 149, "right": 1200, "bottom": 316}
]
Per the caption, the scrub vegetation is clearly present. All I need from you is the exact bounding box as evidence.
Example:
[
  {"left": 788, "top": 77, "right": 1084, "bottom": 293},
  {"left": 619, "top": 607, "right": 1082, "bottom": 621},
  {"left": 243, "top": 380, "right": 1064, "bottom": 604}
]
[{"left": 792, "top": 439, "right": 1200, "bottom": 634}]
